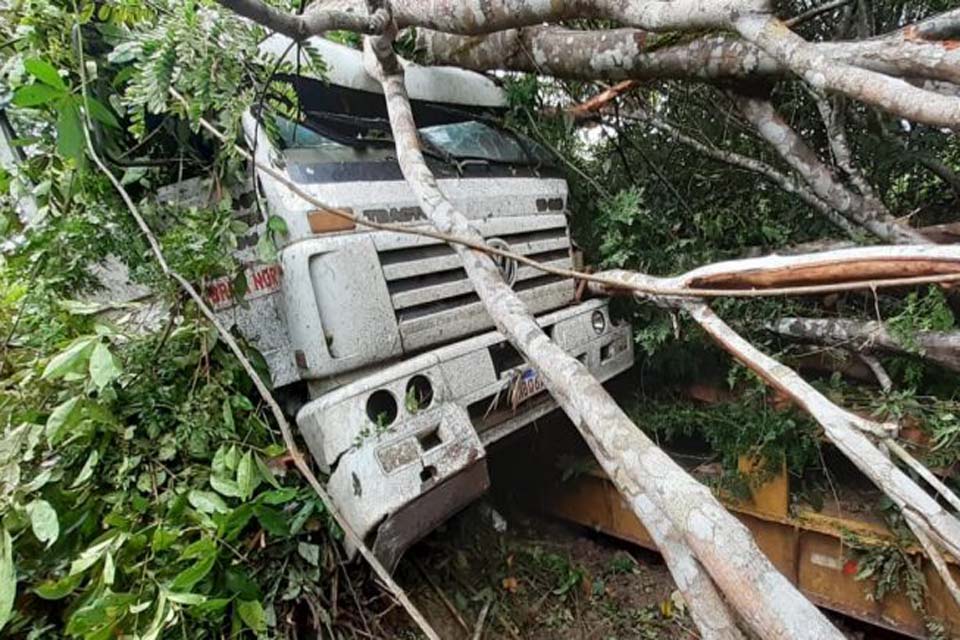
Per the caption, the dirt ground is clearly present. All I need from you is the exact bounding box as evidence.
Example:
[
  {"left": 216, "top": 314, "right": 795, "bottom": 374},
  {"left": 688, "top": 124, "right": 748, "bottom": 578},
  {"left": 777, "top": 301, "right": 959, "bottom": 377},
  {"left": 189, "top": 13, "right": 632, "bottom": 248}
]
[{"left": 392, "top": 502, "right": 695, "bottom": 640}]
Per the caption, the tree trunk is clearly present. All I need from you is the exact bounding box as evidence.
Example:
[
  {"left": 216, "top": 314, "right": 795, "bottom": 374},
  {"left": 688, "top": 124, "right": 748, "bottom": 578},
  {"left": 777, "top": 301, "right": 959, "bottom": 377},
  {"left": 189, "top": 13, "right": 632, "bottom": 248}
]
[{"left": 361, "top": 18, "right": 845, "bottom": 640}]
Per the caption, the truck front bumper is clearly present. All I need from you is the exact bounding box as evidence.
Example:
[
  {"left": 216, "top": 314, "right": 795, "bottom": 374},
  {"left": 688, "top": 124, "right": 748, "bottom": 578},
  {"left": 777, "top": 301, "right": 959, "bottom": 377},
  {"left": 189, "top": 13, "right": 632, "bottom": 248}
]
[{"left": 296, "top": 299, "right": 634, "bottom": 569}]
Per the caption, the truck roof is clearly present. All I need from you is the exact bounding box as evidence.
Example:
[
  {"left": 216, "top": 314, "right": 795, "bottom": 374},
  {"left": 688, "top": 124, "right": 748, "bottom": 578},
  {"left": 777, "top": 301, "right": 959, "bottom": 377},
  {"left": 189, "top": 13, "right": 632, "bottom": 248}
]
[{"left": 258, "top": 34, "right": 508, "bottom": 109}]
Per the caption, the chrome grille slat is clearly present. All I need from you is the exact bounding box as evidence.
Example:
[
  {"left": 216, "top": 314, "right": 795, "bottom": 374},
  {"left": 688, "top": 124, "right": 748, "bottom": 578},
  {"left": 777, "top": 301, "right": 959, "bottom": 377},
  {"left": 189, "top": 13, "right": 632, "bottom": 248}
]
[
  {"left": 390, "top": 257, "right": 572, "bottom": 309},
  {"left": 376, "top": 217, "right": 576, "bottom": 350},
  {"left": 380, "top": 236, "right": 570, "bottom": 281}
]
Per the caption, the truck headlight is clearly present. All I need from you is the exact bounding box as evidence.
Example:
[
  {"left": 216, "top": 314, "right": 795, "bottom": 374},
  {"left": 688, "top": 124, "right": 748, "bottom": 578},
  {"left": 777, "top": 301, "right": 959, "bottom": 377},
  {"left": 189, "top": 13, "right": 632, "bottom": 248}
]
[{"left": 591, "top": 310, "right": 607, "bottom": 334}]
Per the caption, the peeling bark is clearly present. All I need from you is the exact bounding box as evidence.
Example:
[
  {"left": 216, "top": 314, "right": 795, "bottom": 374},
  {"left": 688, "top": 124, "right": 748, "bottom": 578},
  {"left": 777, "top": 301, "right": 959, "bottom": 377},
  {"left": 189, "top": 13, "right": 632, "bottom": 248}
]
[
  {"left": 362, "top": 17, "right": 844, "bottom": 640},
  {"left": 593, "top": 245, "right": 960, "bottom": 295},
  {"left": 771, "top": 317, "right": 960, "bottom": 372}
]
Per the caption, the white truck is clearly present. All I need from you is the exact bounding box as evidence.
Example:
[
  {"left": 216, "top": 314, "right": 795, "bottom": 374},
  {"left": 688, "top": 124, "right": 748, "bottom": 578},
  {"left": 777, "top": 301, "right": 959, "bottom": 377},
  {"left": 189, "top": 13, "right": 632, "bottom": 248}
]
[{"left": 8, "top": 35, "right": 635, "bottom": 571}]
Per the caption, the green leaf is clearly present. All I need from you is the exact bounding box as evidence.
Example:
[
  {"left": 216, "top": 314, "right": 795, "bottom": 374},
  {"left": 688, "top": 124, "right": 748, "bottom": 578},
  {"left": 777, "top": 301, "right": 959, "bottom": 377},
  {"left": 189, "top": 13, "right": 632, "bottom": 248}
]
[
  {"left": 26, "top": 500, "right": 59, "bottom": 547},
  {"left": 258, "top": 488, "right": 297, "bottom": 505},
  {"left": 84, "top": 97, "right": 120, "bottom": 129},
  {"left": 89, "top": 342, "right": 122, "bottom": 390},
  {"left": 70, "top": 450, "right": 99, "bottom": 488},
  {"left": 237, "top": 599, "right": 266, "bottom": 633},
  {"left": 289, "top": 502, "right": 315, "bottom": 536},
  {"left": 256, "top": 233, "right": 277, "bottom": 263},
  {"left": 42, "top": 337, "right": 96, "bottom": 380},
  {"left": 254, "top": 455, "right": 281, "bottom": 489},
  {"left": 222, "top": 399, "right": 235, "bottom": 431},
  {"left": 170, "top": 551, "right": 216, "bottom": 592},
  {"left": 12, "top": 84, "right": 64, "bottom": 107},
  {"left": 34, "top": 572, "right": 84, "bottom": 600},
  {"left": 224, "top": 445, "right": 240, "bottom": 472},
  {"left": 151, "top": 527, "right": 179, "bottom": 552},
  {"left": 297, "top": 542, "right": 319, "bottom": 566},
  {"left": 237, "top": 452, "right": 258, "bottom": 500},
  {"left": 220, "top": 504, "right": 254, "bottom": 542},
  {"left": 253, "top": 504, "right": 288, "bottom": 537},
  {"left": 191, "top": 597, "right": 231, "bottom": 617},
  {"left": 266, "top": 215, "right": 288, "bottom": 235},
  {"left": 45, "top": 396, "right": 82, "bottom": 444},
  {"left": 188, "top": 490, "right": 229, "bottom": 514},
  {"left": 182, "top": 538, "right": 216, "bottom": 560},
  {"left": 140, "top": 595, "right": 169, "bottom": 640},
  {"left": 210, "top": 474, "right": 242, "bottom": 498},
  {"left": 70, "top": 534, "right": 123, "bottom": 576},
  {"left": 166, "top": 591, "right": 207, "bottom": 606},
  {"left": 24, "top": 58, "right": 66, "bottom": 90},
  {"left": 0, "top": 528, "right": 15, "bottom": 631},
  {"left": 102, "top": 551, "right": 115, "bottom": 586},
  {"left": 224, "top": 566, "right": 260, "bottom": 600},
  {"left": 56, "top": 100, "right": 85, "bottom": 164}
]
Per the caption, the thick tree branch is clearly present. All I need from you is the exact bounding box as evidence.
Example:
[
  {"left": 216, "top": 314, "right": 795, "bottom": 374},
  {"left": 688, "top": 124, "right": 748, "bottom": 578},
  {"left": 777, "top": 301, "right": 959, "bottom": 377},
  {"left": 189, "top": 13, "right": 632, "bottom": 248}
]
[
  {"left": 771, "top": 317, "right": 960, "bottom": 372},
  {"left": 358, "top": 17, "right": 750, "bottom": 640},
  {"left": 734, "top": 14, "right": 960, "bottom": 129},
  {"left": 416, "top": 24, "right": 960, "bottom": 86},
  {"left": 356, "top": 8, "right": 855, "bottom": 637},
  {"left": 215, "top": 0, "right": 391, "bottom": 38},
  {"left": 218, "top": 0, "right": 767, "bottom": 37},
  {"left": 593, "top": 245, "right": 960, "bottom": 298},
  {"left": 913, "top": 8, "right": 960, "bottom": 40},
  {"left": 732, "top": 94, "right": 928, "bottom": 244},
  {"left": 683, "top": 304, "right": 960, "bottom": 566}
]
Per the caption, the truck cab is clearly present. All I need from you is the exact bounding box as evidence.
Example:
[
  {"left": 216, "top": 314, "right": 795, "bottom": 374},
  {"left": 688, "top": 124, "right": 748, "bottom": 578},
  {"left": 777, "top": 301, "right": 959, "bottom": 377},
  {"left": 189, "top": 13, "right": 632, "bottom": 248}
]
[{"left": 171, "top": 36, "right": 635, "bottom": 569}]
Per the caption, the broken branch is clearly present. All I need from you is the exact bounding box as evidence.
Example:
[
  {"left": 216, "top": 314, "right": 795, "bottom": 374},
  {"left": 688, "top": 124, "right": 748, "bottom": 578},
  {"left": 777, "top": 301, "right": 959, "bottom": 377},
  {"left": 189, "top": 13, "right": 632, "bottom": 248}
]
[{"left": 361, "top": 10, "right": 842, "bottom": 639}]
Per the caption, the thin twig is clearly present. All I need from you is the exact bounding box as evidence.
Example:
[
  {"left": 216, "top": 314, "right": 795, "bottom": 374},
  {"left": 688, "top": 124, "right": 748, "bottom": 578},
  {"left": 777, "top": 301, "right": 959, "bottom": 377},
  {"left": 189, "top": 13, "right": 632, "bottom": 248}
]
[
  {"left": 75, "top": 27, "right": 440, "bottom": 640},
  {"left": 884, "top": 438, "right": 960, "bottom": 515},
  {"left": 414, "top": 559, "right": 471, "bottom": 635},
  {"left": 859, "top": 353, "right": 893, "bottom": 392},
  {"left": 784, "top": 0, "right": 854, "bottom": 27},
  {"left": 903, "top": 509, "right": 960, "bottom": 611},
  {"left": 472, "top": 598, "right": 492, "bottom": 640}
]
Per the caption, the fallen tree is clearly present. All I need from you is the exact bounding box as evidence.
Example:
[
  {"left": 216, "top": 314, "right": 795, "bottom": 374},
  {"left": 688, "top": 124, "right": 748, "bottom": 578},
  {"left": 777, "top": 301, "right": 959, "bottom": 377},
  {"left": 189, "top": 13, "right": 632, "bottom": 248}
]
[
  {"left": 210, "top": 0, "right": 960, "bottom": 637},
  {"left": 5, "top": 0, "right": 959, "bottom": 636}
]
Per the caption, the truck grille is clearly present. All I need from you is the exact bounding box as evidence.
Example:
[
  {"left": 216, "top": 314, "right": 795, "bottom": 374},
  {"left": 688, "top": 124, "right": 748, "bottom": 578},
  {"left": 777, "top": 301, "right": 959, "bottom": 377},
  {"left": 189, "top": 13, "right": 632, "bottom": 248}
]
[{"left": 375, "top": 216, "right": 576, "bottom": 351}]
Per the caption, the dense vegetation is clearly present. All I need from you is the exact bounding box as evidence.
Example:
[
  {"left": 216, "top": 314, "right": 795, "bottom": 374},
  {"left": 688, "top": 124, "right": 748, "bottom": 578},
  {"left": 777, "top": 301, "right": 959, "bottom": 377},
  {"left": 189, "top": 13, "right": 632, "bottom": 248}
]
[{"left": 1, "top": 0, "right": 959, "bottom": 637}]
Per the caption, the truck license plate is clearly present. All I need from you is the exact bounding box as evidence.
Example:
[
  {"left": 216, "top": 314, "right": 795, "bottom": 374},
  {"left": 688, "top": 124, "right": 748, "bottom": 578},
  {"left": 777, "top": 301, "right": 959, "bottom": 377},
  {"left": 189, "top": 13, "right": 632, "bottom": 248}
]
[{"left": 513, "top": 367, "right": 546, "bottom": 405}]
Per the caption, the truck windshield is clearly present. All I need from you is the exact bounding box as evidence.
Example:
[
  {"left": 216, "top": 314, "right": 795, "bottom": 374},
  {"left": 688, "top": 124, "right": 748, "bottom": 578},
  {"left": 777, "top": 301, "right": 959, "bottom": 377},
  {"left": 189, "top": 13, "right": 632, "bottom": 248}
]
[{"left": 271, "top": 114, "right": 553, "bottom": 168}]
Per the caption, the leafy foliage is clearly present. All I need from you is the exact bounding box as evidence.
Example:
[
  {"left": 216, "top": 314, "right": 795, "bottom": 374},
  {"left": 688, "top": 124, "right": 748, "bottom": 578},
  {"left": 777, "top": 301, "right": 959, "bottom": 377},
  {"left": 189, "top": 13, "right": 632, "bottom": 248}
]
[
  {"left": 638, "top": 391, "right": 822, "bottom": 498},
  {"left": 0, "top": 1, "right": 362, "bottom": 638}
]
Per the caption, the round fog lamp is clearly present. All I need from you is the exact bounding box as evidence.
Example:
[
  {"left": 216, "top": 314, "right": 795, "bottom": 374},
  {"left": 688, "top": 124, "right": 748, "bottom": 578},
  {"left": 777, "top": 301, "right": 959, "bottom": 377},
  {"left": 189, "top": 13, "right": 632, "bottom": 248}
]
[{"left": 591, "top": 310, "right": 607, "bottom": 334}]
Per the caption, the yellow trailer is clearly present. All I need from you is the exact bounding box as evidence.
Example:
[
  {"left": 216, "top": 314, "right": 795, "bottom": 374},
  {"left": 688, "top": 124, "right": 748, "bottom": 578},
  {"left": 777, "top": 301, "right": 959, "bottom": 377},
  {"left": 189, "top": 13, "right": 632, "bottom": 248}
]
[{"left": 537, "top": 453, "right": 960, "bottom": 638}]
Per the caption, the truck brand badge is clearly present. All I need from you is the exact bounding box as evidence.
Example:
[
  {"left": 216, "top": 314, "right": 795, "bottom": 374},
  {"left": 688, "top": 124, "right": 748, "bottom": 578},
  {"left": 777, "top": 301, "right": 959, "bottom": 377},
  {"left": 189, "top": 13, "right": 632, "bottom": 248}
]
[
  {"left": 362, "top": 206, "right": 427, "bottom": 224},
  {"left": 206, "top": 263, "right": 282, "bottom": 310},
  {"left": 486, "top": 238, "right": 518, "bottom": 287}
]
